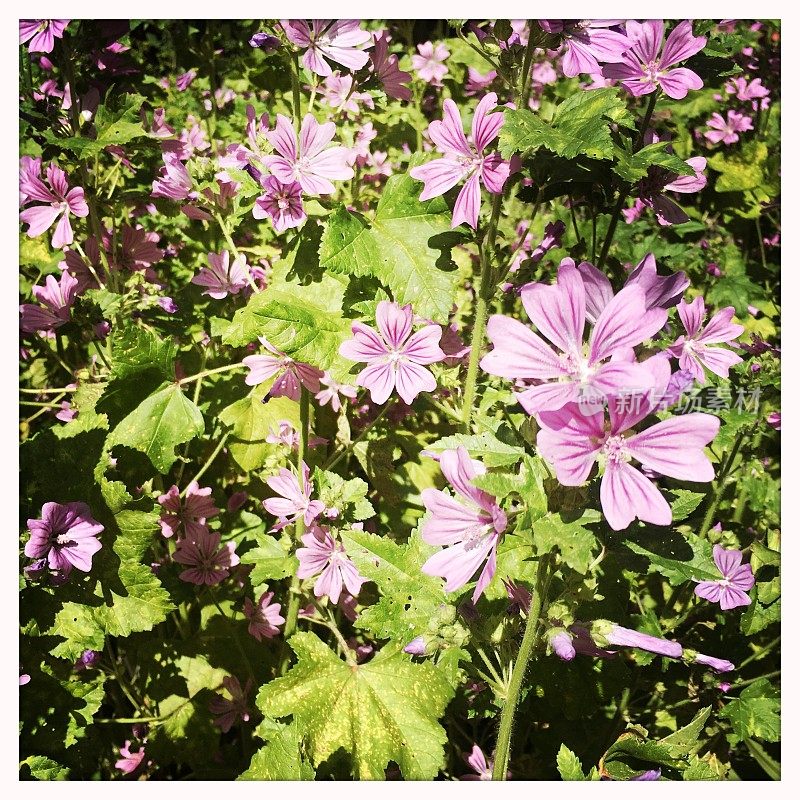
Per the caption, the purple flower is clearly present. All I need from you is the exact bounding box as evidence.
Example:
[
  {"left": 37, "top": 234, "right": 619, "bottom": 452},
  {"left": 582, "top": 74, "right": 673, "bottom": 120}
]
[
  {"left": 548, "top": 629, "right": 576, "bottom": 661},
  {"left": 705, "top": 110, "right": 754, "bottom": 145},
  {"left": 321, "top": 73, "right": 374, "bottom": 115},
  {"left": 602, "top": 20, "right": 707, "bottom": 100},
  {"left": 115, "top": 740, "right": 146, "bottom": 775},
  {"left": 631, "top": 770, "right": 661, "bottom": 781},
  {"left": 669, "top": 296, "right": 744, "bottom": 383},
  {"left": 111, "top": 225, "right": 164, "bottom": 272},
  {"left": 690, "top": 651, "right": 735, "bottom": 673},
  {"left": 253, "top": 175, "right": 306, "bottom": 232},
  {"left": 530, "top": 220, "right": 566, "bottom": 264},
  {"left": 296, "top": 526, "right": 366, "bottom": 604},
  {"left": 19, "top": 155, "right": 42, "bottom": 204},
  {"left": 726, "top": 76, "right": 770, "bottom": 110},
  {"left": 19, "top": 20, "right": 69, "bottom": 53},
  {"left": 263, "top": 461, "right": 325, "bottom": 529},
  {"left": 209, "top": 676, "right": 252, "bottom": 732},
  {"left": 465, "top": 67, "right": 497, "bottom": 96},
  {"left": 243, "top": 589, "right": 285, "bottom": 641},
  {"left": 151, "top": 152, "right": 193, "bottom": 201},
  {"left": 694, "top": 545, "right": 755, "bottom": 610},
  {"left": 173, "top": 529, "right": 239, "bottom": 585},
  {"left": 249, "top": 31, "right": 280, "bottom": 51},
  {"left": 281, "top": 20, "right": 371, "bottom": 77},
  {"left": 339, "top": 300, "right": 445, "bottom": 405},
  {"left": 594, "top": 622, "right": 684, "bottom": 658},
  {"left": 265, "top": 420, "right": 327, "bottom": 451},
  {"left": 19, "top": 163, "right": 89, "bottom": 248},
  {"left": 369, "top": 31, "right": 412, "bottom": 101},
  {"left": 420, "top": 447, "right": 507, "bottom": 603},
  {"left": 264, "top": 113, "right": 354, "bottom": 196},
  {"left": 481, "top": 261, "right": 667, "bottom": 415},
  {"left": 157, "top": 481, "right": 219, "bottom": 540},
  {"left": 403, "top": 635, "right": 428, "bottom": 656},
  {"left": 461, "top": 744, "right": 494, "bottom": 781},
  {"left": 410, "top": 93, "right": 510, "bottom": 229},
  {"left": 411, "top": 41, "right": 449, "bottom": 85},
  {"left": 539, "top": 20, "right": 629, "bottom": 78},
  {"left": 175, "top": 69, "right": 196, "bottom": 91},
  {"left": 74, "top": 650, "right": 102, "bottom": 672},
  {"left": 20, "top": 271, "right": 79, "bottom": 334},
  {"left": 767, "top": 411, "right": 781, "bottom": 431},
  {"left": 242, "top": 337, "right": 323, "bottom": 401},
  {"left": 191, "top": 250, "right": 249, "bottom": 299},
  {"left": 25, "top": 501, "right": 104, "bottom": 578},
  {"left": 315, "top": 372, "right": 358, "bottom": 412},
  {"left": 537, "top": 358, "right": 720, "bottom": 530}
]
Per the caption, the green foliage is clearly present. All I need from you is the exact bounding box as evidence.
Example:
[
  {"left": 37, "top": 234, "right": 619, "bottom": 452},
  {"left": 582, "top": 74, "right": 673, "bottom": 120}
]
[
  {"left": 239, "top": 726, "right": 315, "bottom": 780},
  {"left": 720, "top": 679, "right": 780, "bottom": 745}
]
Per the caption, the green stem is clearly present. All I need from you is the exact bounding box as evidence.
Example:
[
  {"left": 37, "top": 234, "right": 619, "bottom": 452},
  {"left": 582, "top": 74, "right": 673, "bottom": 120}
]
[
  {"left": 492, "top": 556, "right": 548, "bottom": 780},
  {"left": 698, "top": 429, "right": 746, "bottom": 539},
  {"left": 178, "top": 363, "right": 243, "bottom": 385},
  {"left": 323, "top": 398, "right": 395, "bottom": 470},
  {"left": 290, "top": 53, "right": 302, "bottom": 131},
  {"left": 183, "top": 432, "right": 230, "bottom": 495},
  {"left": 519, "top": 21, "right": 538, "bottom": 107}
]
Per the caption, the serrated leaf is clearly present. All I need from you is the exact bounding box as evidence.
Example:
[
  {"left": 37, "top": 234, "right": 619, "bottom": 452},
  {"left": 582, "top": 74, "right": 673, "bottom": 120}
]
[
  {"left": 720, "top": 678, "right": 780, "bottom": 745},
  {"left": 238, "top": 725, "right": 315, "bottom": 780},
  {"left": 669, "top": 489, "right": 706, "bottom": 521},
  {"left": 425, "top": 431, "right": 525, "bottom": 467},
  {"left": 533, "top": 511, "right": 600, "bottom": 572},
  {"left": 708, "top": 141, "right": 768, "bottom": 192},
  {"left": 240, "top": 532, "right": 295, "bottom": 584},
  {"left": 659, "top": 707, "right": 711, "bottom": 757},
  {"left": 557, "top": 744, "right": 587, "bottom": 780},
  {"left": 612, "top": 141, "right": 696, "bottom": 183},
  {"left": 19, "top": 756, "right": 70, "bottom": 780},
  {"left": 624, "top": 533, "right": 719, "bottom": 586},
  {"left": 109, "top": 325, "right": 177, "bottom": 381},
  {"left": 107, "top": 382, "right": 204, "bottom": 473},
  {"left": 319, "top": 173, "right": 460, "bottom": 322},
  {"left": 258, "top": 633, "right": 454, "bottom": 779}
]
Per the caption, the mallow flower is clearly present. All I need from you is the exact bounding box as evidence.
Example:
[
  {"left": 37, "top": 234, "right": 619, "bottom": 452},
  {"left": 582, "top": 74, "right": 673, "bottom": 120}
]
[
  {"left": 191, "top": 250, "right": 249, "bottom": 299},
  {"left": 481, "top": 262, "right": 667, "bottom": 414},
  {"left": 263, "top": 461, "right": 325, "bottom": 530},
  {"left": 173, "top": 529, "right": 239, "bottom": 585},
  {"left": 114, "top": 740, "right": 146, "bottom": 775},
  {"left": 157, "top": 481, "right": 219, "bottom": 540},
  {"left": 20, "top": 271, "right": 79, "bottom": 334},
  {"left": 694, "top": 545, "right": 755, "bottom": 610},
  {"left": 668, "top": 296, "right": 743, "bottom": 383},
  {"left": 243, "top": 589, "right": 285, "bottom": 640},
  {"left": 536, "top": 356, "right": 720, "bottom": 530},
  {"left": 369, "top": 31, "right": 412, "bottom": 101},
  {"left": 601, "top": 20, "right": 707, "bottom": 100},
  {"left": 19, "top": 20, "right": 69, "bottom": 53},
  {"left": 209, "top": 676, "right": 252, "bottom": 732},
  {"left": 296, "top": 526, "right": 366, "bottom": 604},
  {"left": 420, "top": 447, "right": 507, "bottom": 603},
  {"left": 252, "top": 175, "right": 306, "bottom": 232},
  {"left": 281, "top": 20, "right": 372, "bottom": 77},
  {"left": 538, "top": 20, "right": 629, "bottom": 78},
  {"left": 242, "top": 337, "right": 323, "bottom": 401},
  {"left": 704, "top": 110, "right": 754, "bottom": 146},
  {"left": 339, "top": 300, "right": 444, "bottom": 405},
  {"left": 410, "top": 93, "right": 510, "bottom": 229},
  {"left": 411, "top": 41, "right": 450, "bottom": 85}
]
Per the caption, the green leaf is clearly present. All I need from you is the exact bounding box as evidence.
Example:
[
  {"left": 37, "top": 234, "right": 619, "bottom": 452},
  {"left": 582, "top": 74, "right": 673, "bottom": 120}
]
[
  {"left": 624, "top": 533, "right": 719, "bottom": 586},
  {"left": 744, "top": 738, "right": 781, "bottom": 780},
  {"left": 316, "top": 469, "right": 375, "bottom": 521},
  {"left": 109, "top": 325, "right": 177, "bottom": 381},
  {"left": 720, "top": 678, "right": 780, "bottom": 745},
  {"left": 668, "top": 489, "right": 706, "bottom": 521},
  {"left": 240, "top": 531, "right": 295, "bottom": 585},
  {"left": 258, "top": 633, "right": 454, "bottom": 779},
  {"left": 708, "top": 141, "right": 768, "bottom": 192},
  {"left": 659, "top": 707, "right": 711, "bottom": 757},
  {"left": 425, "top": 431, "right": 525, "bottom": 467},
  {"left": 319, "top": 172, "right": 461, "bottom": 322},
  {"left": 19, "top": 756, "right": 70, "bottom": 781},
  {"left": 533, "top": 511, "right": 601, "bottom": 572},
  {"left": 238, "top": 725, "right": 315, "bottom": 780},
  {"left": 556, "top": 744, "right": 587, "bottom": 781},
  {"left": 107, "top": 382, "right": 204, "bottom": 473},
  {"left": 741, "top": 597, "right": 780, "bottom": 635},
  {"left": 612, "top": 141, "right": 695, "bottom": 183}
]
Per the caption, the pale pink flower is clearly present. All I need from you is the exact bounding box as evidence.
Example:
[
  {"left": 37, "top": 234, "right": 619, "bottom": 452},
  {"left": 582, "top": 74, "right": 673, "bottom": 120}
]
[
  {"left": 263, "top": 461, "right": 325, "bottom": 529},
  {"left": 19, "top": 156, "right": 42, "bottom": 205},
  {"left": 704, "top": 110, "right": 753, "bottom": 145},
  {"left": 114, "top": 740, "right": 146, "bottom": 775},
  {"left": 694, "top": 545, "right": 754, "bottom": 610},
  {"left": 209, "top": 676, "right": 252, "bottom": 732},
  {"left": 281, "top": 20, "right": 371, "bottom": 77},
  {"left": 191, "top": 250, "right": 249, "bottom": 299},
  {"left": 19, "top": 163, "right": 89, "bottom": 248},
  {"left": 465, "top": 67, "right": 497, "bottom": 95},
  {"left": 321, "top": 73, "right": 374, "bottom": 114},
  {"left": 539, "top": 20, "right": 629, "bottom": 78},
  {"left": 19, "top": 20, "right": 69, "bottom": 53},
  {"left": 157, "top": 481, "right": 219, "bottom": 539},
  {"left": 253, "top": 176, "right": 306, "bottom": 233},
  {"left": 481, "top": 261, "right": 666, "bottom": 414},
  {"left": 296, "top": 527, "right": 366, "bottom": 604},
  {"left": 410, "top": 93, "right": 511, "bottom": 229},
  {"left": 20, "top": 271, "right": 79, "bottom": 334},
  {"left": 151, "top": 152, "right": 193, "bottom": 201},
  {"left": 461, "top": 744, "right": 494, "bottom": 781},
  {"left": 421, "top": 447, "right": 507, "bottom": 603},
  {"left": 725, "top": 76, "right": 770, "bottom": 110},
  {"left": 265, "top": 420, "right": 327, "bottom": 450},
  {"left": 315, "top": 372, "right": 358, "bottom": 412},
  {"left": 347, "top": 122, "right": 377, "bottom": 167},
  {"left": 243, "top": 589, "right": 285, "bottom": 641},
  {"left": 264, "top": 113, "right": 354, "bottom": 196},
  {"left": 668, "top": 296, "right": 743, "bottom": 383},
  {"left": 411, "top": 41, "right": 450, "bottom": 85},
  {"left": 242, "top": 337, "right": 323, "bottom": 401},
  {"left": 369, "top": 31, "right": 412, "bottom": 101},
  {"left": 173, "top": 528, "right": 239, "bottom": 585},
  {"left": 339, "top": 300, "right": 444, "bottom": 405}
]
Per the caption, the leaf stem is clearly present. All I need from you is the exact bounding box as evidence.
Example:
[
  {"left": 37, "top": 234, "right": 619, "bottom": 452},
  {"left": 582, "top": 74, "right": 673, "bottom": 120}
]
[
  {"left": 323, "top": 398, "right": 395, "bottom": 471},
  {"left": 177, "top": 363, "right": 244, "bottom": 385},
  {"left": 182, "top": 431, "right": 230, "bottom": 495}
]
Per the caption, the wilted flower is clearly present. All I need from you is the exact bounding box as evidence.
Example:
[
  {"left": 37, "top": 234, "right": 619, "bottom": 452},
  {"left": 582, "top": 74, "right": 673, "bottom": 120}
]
[{"left": 151, "top": 152, "right": 193, "bottom": 201}]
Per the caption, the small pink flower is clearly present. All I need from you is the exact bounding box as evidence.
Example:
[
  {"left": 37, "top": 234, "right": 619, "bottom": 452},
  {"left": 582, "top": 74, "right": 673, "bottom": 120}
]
[
  {"left": 243, "top": 589, "right": 285, "bottom": 641},
  {"left": 114, "top": 740, "right": 146, "bottom": 775},
  {"left": 20, "top": 271, "right": 79, "bottom": 334},
  {"left": 296, "top": 526, "right": 366, "bottom": 604},
  {"left": 209, "top": 676, "right": 252, "bottom": 732},
  {"left": 253, "top": 176, "right": 306, "bottom": 233},
  {"left": 19, "top": 162, "right": 89, "bottom": 248},
  {"left": 704, "top": 110, "right": 753, "bottom": 145},
  {"left": 315, "top": 372, "right": 358, "bottom": 412},
  {"left": 339, "top": 300, "right": 444, "bottom": 405},
  {"left": 173, "top": 529, "right": 239, "bottom": 585},
  {"left": 19, "top": 155, "right": 42, "bottom": 205},
  {"left": 19, "top": 20, "right": 70, "bottom": 53},
  {"left": 151, "top": 152, "right": 193, "bottom": 201},
  {"left": 175, "top": 69, "right": 196, "bottom": 91},
  {"left": 281, "top": 19, "right": 371, "bottom": 77},
  {"left": 157, "top": 481, "right": 219, "bottom": 539},
  {"left": 191, "top": 250, "right": 249, "bottom": 299},
  {"left": 725, "top": 76, "right": 770, "bottom": 110},
  {"left": 461, "top": 744, "right": 494, "bottom": 781},
  {"left": 321, "top": 73, "right": 374, "bottom": 114},
  {"left": 411, "top": 41, "right": 450, "bottom": 85},
  {"left": 265, "top": 420, "right": 327, "bottom": 450},
  {"left": 694, "top": 545, "right": 755, "bottom": 610},
  {"left": 369, "top": 31, "right": 412, "bottom": 101},
  {"left": 263, "top": 461, "right": 325, "bottom": 529},
  {"left": 110, "top": 225, "right": 164, "bottom": 272},
  {"left": 242, "top": 337, "right": 323, "bottom": 401},
  {"left": 539, "top": 20, "right": 629, "bottom": 78}
]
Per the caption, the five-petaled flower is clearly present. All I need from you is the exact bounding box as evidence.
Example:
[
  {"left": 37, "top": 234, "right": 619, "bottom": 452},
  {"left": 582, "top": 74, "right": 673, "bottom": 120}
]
[
  {"left": 244, "top": 589, "right": 285, "bottom": 640},
  {"left": 191, "top": 250, "right": 250, "bottom": 299},
  {"left": 694, "top": 545, "right": 755, "bottom": 610},
  {"left": 263, "top": 461, "right": 325, "bottom": 530},
  {"left": 209, "top": 676, "right": 252, "bottom": 732},
  {"left": 242, "top": 337, "right": 323, "bottom": 402},
  {"left": 157, "top": 481, "right": 219, "bottom": 540},
  {"left": 281, "top": 20, "right": 371, "bottom": 77},
  {"left": 173, "top": 528, "right": 239, "bottom": 585},
  {"left": 296, "top": 526, "right": 366, "bottom": 604},
  {"left": 19, "top": 20, "right": 70, "bottom": 53},
  {"left": 20, "top": 271, "right": 79, "bottom": 334}
]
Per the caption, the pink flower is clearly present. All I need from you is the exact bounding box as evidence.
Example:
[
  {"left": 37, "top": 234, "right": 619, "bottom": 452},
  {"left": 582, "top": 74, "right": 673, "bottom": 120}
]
[
  {"left": 19, "top": 162, "right": 89, "bottom": 248},
  {"left": 266, "top": 420, "right": 327, "bottom": 450},
  {"left": 19, "top": 20, "right": 69, "bottom": 53},
  {"left": 461, "top": 744, "right": 494, "bottom": 781},
  {"left": 263, "top": 461, "right": 325, "bottom": 529},
  {"left": 242, "top": 337, "right": 323, "bottom": 401},
  {"left": 19, "top": 155, "right": 42, "bottom": 205},
  {"left": 173, "top": 529, "right": 239, "bottom": 585},
  {"left": 668, "top": 296, "right": 743, "bottom": 383},
  {"left": 191, "top": 250, "right": 249, "bottom": 299},
  {"left": 694, "top": 545, "right": 755, "bottom": 610},
  {"left": 20, "top": 271, "right": 79, "bottom": 333},
  {"left": 25, "top": 501, "right": 104, "bottom": 578},
  {"left": 411, "top": 41, "right": 450, "bottom": 85},
  {"left": 110, "top": 225, "right": 164, "bottom": 271},
  {"left": 244, "top": 589, "right": 285, "bottom": 641},
  {"left": 421, "top": 447, "right": 507, "bottom": 603},
  {"left": 175, "top": 69, "right": 196, "bottom": 91},
  {"left": 602, "top": 20, "right": 707, "bottom": 100},
  {"left": 315, "top": 372, "right": 358, "bottom": 412},
  {"left": 704, "top": 110, "right": 753, "bottom": 145},
  {"left": 114, "top": 740, "right": 146, "bottom": 775},
  {"left": 767, "top": 411, "right": 781, "bottom": 431},
  {"left": 539, "top": 20, "right": 629, "bottom": 77},
  {"left": 537, "top": 358, "right": 720, "bottom": 530},
  {"left": 410, "top": 93, "right": 511, "bottom": 229},
  {"left": 465, "top": 67, "right": 497, "bottom": 95},
  {"left": 726, "top": 76, "right": 770, "bottom": 110},
  {"left": 339, "top": 300, "right": 444, "bottom": 405},
  {"left": 481, "top": 261, "right": 667, "bottom": 414},
  {"left": 209, "top": 676, "right": 252, "bottom": 732},
  {"left": 253, "top": 175, "right": 306, "bottom": 233},
  {"left": 369, "top": 31, "right": 412, "bottom": 101},
  {"left": 157, "top": 481, "right": 219, "bottom": 540},
  {"left": 264, "top": 113, "right": 354, "bottom": 196},
  {"left": 296, "top": 527, "right": 366, "bottom": 604},
  {"left": 321, "top": 73, "right": 374, "bottom": 114},
  {"left": 281, "top": 20, "right": 371, "bottom": 77},
  {"left": 151, "top": 152, "right": 193, "bottom": 200}
]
